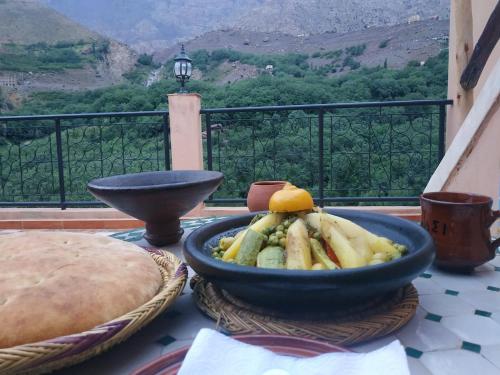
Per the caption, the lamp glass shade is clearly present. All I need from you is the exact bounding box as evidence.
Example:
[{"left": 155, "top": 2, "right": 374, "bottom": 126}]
[{"left": 174, "top": 61, "right": 181, "bottom": 77}]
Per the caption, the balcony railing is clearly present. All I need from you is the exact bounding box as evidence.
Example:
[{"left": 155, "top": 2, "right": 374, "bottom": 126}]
[
  {"left": 201, "top": 99, "right": 453, "bottom": 206},
  {"left": 0, "top": 111, "right": 170, "bottom": 208},
  {"left": 0, "top": 99, "right": 452, "bottom": 209}
]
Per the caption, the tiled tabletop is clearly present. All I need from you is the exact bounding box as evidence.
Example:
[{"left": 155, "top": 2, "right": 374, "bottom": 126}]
[{"left": 7, "top": 217, "right": 500, "bottom": 375}]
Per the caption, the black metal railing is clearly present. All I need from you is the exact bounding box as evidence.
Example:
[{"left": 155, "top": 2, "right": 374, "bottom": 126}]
[
  {"left": 0, "top": 99, "right": 453, "bottom": 209},
  {"left": 201, "top": 99, "right": 453, "bottom": 206},
  {"left": 0, "top": 111, "right": 170, "bottom": 208}
]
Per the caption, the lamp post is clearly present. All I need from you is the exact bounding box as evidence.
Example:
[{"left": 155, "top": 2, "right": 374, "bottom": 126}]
[{"left": 173, "top": 44, "right": 192, "bottom": 93}]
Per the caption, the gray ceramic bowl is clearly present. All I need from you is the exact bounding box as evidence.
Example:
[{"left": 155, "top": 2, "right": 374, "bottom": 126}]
[
  {"left": 88, "top": 170, "right": 223, "bottom": 246},
  {"left": 184, "top": 209, "right": 435, "bottom": 309}
]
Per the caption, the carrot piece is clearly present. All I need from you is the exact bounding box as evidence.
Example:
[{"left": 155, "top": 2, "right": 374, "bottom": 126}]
[{"left": 324, "top": 241, "right": 341, "bottom": 268}]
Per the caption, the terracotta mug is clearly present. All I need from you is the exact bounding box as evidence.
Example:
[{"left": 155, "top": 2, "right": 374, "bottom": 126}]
[
  {"left": 420, "top": 192, "right": 500, "bottom": 272},
  {"left": 247, "top": 181, "right": 287, "bottom": 212}
]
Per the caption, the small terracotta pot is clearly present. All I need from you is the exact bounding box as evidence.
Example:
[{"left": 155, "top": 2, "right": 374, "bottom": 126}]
[{"left": 247, "top": 181, "right": 287, "bottom": 212}]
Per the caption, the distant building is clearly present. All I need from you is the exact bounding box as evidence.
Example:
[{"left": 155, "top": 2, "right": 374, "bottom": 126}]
[
  {"left": 265, "top": 65, "right": 274, "bottom": 74},
  {"left": 0, "top": 75, "right": 17, "bottom": 88},
  {"left": 408, "top": 15, "right": 421, "bottom": 24}
]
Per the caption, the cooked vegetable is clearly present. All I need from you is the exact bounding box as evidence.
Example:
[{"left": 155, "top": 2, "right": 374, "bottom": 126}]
[
  {"left": 223, "top": 213, "right": 283, "bottom": 260},
  {"left": 257, "top": 246, "right": 286, "bottom": 269},
  {"left": 279, "top": 237, "right": 287, "bottom": 248},
  {"left": 214, "top": 184, "right": 407, "bottom": 270},
  {"left": 320, "top": 218, "right": 367, "bottom": 268},
  {"left": 269, "top": 183, "right": 314, "bottom": 213},
  {"left": 312, "top": 263, "right": 326, "bottom": 270},
  {"left": 324, "top": 242, "right": 340, "bottom": 266},
  {"left": 235, "top": 229, "right": 266, "bottom": 266},
  {"left": 285, "top": 219, "right": 312, "bottom": 270},
  {"left": 235, "top": 230, "right": 246, "bottom": 239},
  {"left": 306, "top": 212, "right": 407, "bottom": 267},
  {"left": 310, "top": 238, "right": 338, "bottom": 270},
  {"left": 324, "top": 215, "right": 372, "bottom": 264},
  {"left": 369, "top": 237, "right": 407, "bottom": 259},
  {"left": 219, "top": 237, "right": 235, "bottom": 250}
]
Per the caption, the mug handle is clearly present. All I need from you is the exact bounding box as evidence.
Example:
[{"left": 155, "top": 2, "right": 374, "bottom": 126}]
[{"left": 490, "top": 210, "right": 500, "bottom": 252}]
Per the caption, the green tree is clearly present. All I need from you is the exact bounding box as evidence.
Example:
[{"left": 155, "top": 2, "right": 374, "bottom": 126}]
[{"left": 137, "top": 53, "right": 154, "bottom": 66}]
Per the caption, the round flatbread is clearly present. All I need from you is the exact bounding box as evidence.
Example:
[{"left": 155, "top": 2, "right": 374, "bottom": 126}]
[{"left": 0, "top": 231, "right": 162, "bottom": 348}]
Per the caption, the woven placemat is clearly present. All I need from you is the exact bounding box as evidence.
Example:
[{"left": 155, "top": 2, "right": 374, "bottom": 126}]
[{"left": 191, "top": 276, "right": 418, "bottom": 346}]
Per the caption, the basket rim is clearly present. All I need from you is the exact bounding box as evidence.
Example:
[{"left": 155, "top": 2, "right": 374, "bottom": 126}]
[{"left": 0, "top": 248, "right": 187, "bottom": 375}]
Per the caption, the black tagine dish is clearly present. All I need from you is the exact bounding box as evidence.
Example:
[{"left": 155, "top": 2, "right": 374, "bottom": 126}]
[{"left": 184, "top": 209, "right": 435, "bottom": 309}]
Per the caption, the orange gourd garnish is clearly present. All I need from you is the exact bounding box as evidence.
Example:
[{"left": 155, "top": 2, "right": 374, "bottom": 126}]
[{"left": 268, "top": 183, "right": 314, "bottom": 213}]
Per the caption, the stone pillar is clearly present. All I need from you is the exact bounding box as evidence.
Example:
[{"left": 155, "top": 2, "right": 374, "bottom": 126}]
[
  {"left": 168, "top": 93, "right": 205, "bottom": 217},
  {"left": 168, "top": 93, "right": 204, "bottom": 170}
]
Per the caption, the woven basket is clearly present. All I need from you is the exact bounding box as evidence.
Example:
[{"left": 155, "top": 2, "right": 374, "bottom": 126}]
[
  {"left": 0, "top": 249, "right": 187, "bottom": 375},
  {"left": 191, "top": 276, "right": 418, "bottom": 346}
]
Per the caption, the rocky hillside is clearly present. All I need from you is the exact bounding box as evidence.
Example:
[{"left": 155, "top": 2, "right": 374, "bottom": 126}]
[
  {"left": 41, "top": 0, "right": 449, "bottom": 53},
  {"left": 41, "top": 0, "right": 264, "bottom": 53},
  {"left": 157, "top": 19, "right": 449, "bottom": 70},
  {"left": 233, "top": 0, "right": 449, "bottom": 36},
  {"left": 0, "top": 0, "right": 137, "bottom": 100},
  {"left": 0, "top": 0, "right": 99, "bottom": 44}
]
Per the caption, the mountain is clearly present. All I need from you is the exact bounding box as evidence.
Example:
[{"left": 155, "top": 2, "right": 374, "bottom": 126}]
[
  {"left": 156, "top": 19, "right": 448, "bottom": 69},
  {"left": 0, "top": 0, "right": 100, "bottom": 44},
  {"left": 233, "top": 0, "right": 450, "bottom": 36},
  {"left": 41, "top": 0, "right": 449, "bottom": 53},
  {"left": 0, "top": 0, "right": 137, "bottom": 103},
  {"left": 40, "top": 0, "right": 264, "bottom": 53}
]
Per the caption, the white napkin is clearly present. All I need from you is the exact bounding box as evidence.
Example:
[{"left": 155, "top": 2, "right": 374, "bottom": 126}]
[{"left": 178, "top": 329, "right": 410, "bottom": 375}]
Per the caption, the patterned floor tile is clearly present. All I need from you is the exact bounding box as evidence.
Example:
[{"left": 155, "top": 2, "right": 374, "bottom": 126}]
[
  {"left": 458, "top": 290, "right": 500, "bottom": 312},
  {"left": 419, "top": 294, "right": 475, "bottom": 317},
  {"left": 420, "top": 349, "right": 499, "bottom": 375},
  {"left": 441, "top": 315, "right": 500, "bottom": 345},
  {"left": 395, "top": 314, "right": 460, "bottom": 352},
  {"left": 489, "top": 256, "right": 500, "bottom": 268},
  {"left": 490, "top": 312, "right": 500, "bottom": 325},
  {"left": 350, "top": 334, "right": 398, "bottom": 353},
  {"left": 407, "top": 357, "right": 432, "bottom": 375},
  {"left": 413, "top": 277, "right": 445, "bottom": 295},
  {"left": 481, "top": 345, "right": 500, "bottom": 368},
  {"left": 430, "top": 270, "right": 489, "bottom": 292},
  {"left": 473, "top": 271, "right": 500, "bottom": 288},
  {"left": 159, "top": 338, "right": 193, "bottom": 355},
  {"left": 475, "top": 263, "right": 496, "bottom": 273},
  {"left": 157, "top": 334, "right": 177, "bottom": 346}
]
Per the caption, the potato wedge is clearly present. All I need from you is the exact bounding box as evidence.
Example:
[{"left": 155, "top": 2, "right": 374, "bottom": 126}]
[
  {"left": 320, "top": 218, "right": 367, "bottom": 268},
  {"left": 285, "top": 219, "right": 312, "bottom": 270}
]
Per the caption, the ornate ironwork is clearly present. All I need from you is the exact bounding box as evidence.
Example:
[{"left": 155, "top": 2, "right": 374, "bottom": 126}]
[
  {"left": 201, "top": 99, "right": 452, "bottom": 206},
  {"left": 0, "top": 112, "right": 170, "bottom": 208},
  {"left": 0, "top": 100, "right": 452, "bottom": 209}
]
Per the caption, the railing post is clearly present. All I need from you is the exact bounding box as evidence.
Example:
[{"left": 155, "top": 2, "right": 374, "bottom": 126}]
[
  {"left": 318, "top": 109, "right": 324, "bottom": 207},
  {"left": 167, "top": 93, "right": 204, "bottom": 170},
  {"left": 167, "top": 93, "right": 204, "bottom": 217},
  {"left": 162, "top": 113, "right": 170, "bottom": 170},
  {"left": 206, "top": 113, "right": 212, "bottom": 171},
  {"left": 438, "top": 104, "right": 446, "bottom": 161},
  {"left": 54, "top": 119, "right": 66, "bottom": 210}
]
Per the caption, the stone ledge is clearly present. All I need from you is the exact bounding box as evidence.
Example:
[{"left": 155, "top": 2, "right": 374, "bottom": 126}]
[{"left": 0, "top": 206, "right": 421, "bottom": 230}]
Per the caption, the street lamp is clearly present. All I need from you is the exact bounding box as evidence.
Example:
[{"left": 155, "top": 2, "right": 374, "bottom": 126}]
[{"left": 174, "top": 44, "right": 192, "bottom": 93}]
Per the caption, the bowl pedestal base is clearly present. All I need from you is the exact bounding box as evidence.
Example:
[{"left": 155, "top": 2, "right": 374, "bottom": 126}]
[{"left": 144, "top": 220, "right": 184, "bottom": 246}]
